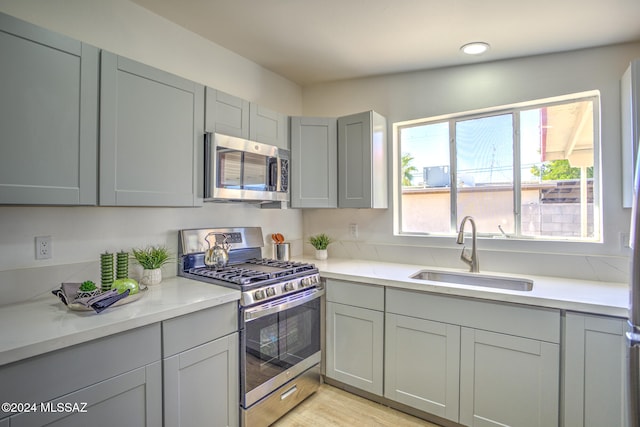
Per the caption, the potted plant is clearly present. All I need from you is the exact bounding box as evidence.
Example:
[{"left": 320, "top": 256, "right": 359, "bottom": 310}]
[
  {"left": 308, "top": 233, "right": 333, "bottom": 260},
  {"left": 131, "top": 245, "right": 172, "bottom": 285},
  {"left": 76, "top": 280, "right": 101, "bottom": 299}
]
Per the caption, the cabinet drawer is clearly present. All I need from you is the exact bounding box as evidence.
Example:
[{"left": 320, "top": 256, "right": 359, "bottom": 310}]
[
  {"left": 326, "top": 279, "right": 384, "bottom": 311},
  {"left": 0, "top": 324, "right": 160, "bottom": 409},
  {"left": 162, "top": 302, "right": 237, "bottom": 357},
  {"left": 387, "top": 288, "right": 560, "bottom": 343}
]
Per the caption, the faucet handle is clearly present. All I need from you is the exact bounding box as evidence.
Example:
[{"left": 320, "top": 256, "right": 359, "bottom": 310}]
[{"left": 460, "top": 246, "right": 472, "bottom": 265}]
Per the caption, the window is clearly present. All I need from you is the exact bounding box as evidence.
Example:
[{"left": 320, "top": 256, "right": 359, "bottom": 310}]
[{"left": 396, "top": 93, "right": 600, "bottom": 241}]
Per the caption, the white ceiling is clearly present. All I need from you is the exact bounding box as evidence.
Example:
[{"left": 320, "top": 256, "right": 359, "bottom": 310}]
[{"left": 131, "top": 0, "right": 640, "bottom": 86}]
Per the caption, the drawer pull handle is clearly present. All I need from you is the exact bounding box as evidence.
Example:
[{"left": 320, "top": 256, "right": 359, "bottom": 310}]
[{"left": 280, "top": 385, "right": 298, "bottom": 400}]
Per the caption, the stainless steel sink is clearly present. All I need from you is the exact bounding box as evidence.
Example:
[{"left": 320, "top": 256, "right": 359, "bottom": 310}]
[{"left": 409, "top": 270, "right": 533, "bottom": 291}]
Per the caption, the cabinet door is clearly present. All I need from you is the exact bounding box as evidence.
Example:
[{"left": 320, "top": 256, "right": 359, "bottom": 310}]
[
  {"left": 250, "top": 103, "right": 288, "bottom": 149},
  {"left": 10, "top": 362, "right": 162, "bottom": 427},
  {"left": 622, "top": 60, "right": 640, "bottom": 207},
  {"left": 0, "top": 12, "right": 98, "bottom": 205},
  {"left": 385, "top": 313, "right": 460, "bottom": 422},
  {"left": 100, "top": 52, "right": 204, "bottom": 206},
  {"left": 290, "top": 116, "right": 337, "bottom": 208},
  {"left": 337, "top": 111, "right": 387, "bottom": 208},
  {"left": 326, "top": 302, "right": 383, "bottom": 395},
  {"left": 460, "top": 328, "right": 559, "bottom": 427},
  {"left": 563, "top": 313, "right": 627, "bottom": 427},
  {"left": 205, "top": 88, "right": 249, "bottom": 138},
  {"left": 164, "top": 333, "right": 239, "bottom": 427}
]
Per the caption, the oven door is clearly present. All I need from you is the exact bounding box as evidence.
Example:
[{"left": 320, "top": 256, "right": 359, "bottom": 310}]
[{"left": 241, "top": 287, "right": 324, "bottom": 408}]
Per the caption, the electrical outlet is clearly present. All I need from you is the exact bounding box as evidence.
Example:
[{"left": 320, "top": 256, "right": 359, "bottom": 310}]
[
  {"left": 349, "top": 223, "right": 358, "bottom": 239},
  {"left": 35, "top": 235, "right": 52, "bottom": 260},
  {"left": 621, "top": 232, "right": 631, "bottom": 249}
]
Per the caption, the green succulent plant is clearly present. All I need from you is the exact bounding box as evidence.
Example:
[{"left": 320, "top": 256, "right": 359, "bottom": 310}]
[
  {"left": 131, "top": 245, "right": 173, "bottom": 270},
  {"left": 308, "top": 233, "right": 333, "bottom": 250},
  {"left": 79, "top": 280, "right": 97, "bottom": 292}
]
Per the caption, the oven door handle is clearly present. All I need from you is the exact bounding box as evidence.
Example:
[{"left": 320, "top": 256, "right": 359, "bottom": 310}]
[{"left": 243, "top": 287, "right": 325, "bottom": 323}]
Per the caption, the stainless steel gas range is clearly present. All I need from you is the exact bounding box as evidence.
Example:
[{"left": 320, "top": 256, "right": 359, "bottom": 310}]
[{"left": 178, "top": 227, "right": 323, "bottom": 427}]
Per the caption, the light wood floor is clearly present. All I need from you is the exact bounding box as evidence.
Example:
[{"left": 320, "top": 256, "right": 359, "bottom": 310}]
[{"left": 272, "top": 384, "right": 442, "bottom": 427}]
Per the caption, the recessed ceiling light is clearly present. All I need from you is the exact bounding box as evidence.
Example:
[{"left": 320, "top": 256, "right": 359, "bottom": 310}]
[{"left": 461, "top": 42, "right": 490, "bottom": 55}]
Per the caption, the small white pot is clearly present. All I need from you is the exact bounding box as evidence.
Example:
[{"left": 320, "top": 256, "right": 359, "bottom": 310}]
[
  {"left": 142, "top": 268, "right": 162, "bottom": 285},
  {"left": 315, "top": 249, "right": 328, "bottom": 260}
]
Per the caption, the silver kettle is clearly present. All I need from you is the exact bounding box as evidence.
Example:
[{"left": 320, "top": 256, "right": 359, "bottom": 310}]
[{"left": 204, "top": 233, "right": 231, "bottom": 269}]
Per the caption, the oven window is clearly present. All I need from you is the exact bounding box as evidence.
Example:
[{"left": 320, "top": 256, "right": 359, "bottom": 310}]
[{"left": 243, "top": 297, "right": 320, "bottom": 395}]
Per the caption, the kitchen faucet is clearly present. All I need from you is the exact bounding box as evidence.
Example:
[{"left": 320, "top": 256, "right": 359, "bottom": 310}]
[{"left": 457, "top": 216, "right": 479, "bottom": 273}]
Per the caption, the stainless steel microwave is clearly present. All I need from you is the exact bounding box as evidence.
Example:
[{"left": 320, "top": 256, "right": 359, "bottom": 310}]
[{"left": 204, "top": 132, "right": 289, "bottom": 202}]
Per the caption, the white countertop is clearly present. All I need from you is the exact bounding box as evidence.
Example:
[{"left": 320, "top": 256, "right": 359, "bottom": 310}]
[
  {"left": 0, "top": 258, "right": 630, "bottom": 368},
  {"left": 298, "top": 257, "right": 630, "bottom": 318},
  {"left": 0, "top": 277, "right": 239, "bottom": 367}
]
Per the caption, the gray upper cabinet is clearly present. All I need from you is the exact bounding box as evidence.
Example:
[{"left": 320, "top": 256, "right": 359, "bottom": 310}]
[
  {"left": 622, "top": 59, "right": 640, "bottom": 208},
  {"left": 205, "top": 88, "right": 249, "bottom": 139},
  {"left": 0, "top": 12, "right": 99, "bottom": 205},
  {"left": 100, "top": 52, "right": 204, "bottom": 206},
  {"left": 250, "top": 103, "right": 288, "bottom": 150},
  {"left": 290, "top": 116, "right": 337, "bottom": 208},
  {"left": 290, "top": 110, "right": 388, "bottom": 209},
  {"left": 338, "top": 111, "right": 388, "bottom": 208},
  {"left": 205, "top": 88, "right": 288, "bottom": 149}
]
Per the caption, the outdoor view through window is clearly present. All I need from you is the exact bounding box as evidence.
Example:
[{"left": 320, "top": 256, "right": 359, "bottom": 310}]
[{"left": 397, "top": 93, "right": 600, "bottom": 241}]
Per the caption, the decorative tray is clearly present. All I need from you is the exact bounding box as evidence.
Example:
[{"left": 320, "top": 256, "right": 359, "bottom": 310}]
[{"left": 52, "top": 282, "right": 148, "bottom": 313}]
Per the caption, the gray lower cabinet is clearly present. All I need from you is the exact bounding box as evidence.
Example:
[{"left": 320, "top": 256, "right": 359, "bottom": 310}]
[
  {"left": 162, "top": 302, "right": 239, "bottom": 427},
  {"left": 290, "top": 116, "right": 337, "bottom": 208},
  {"left": 563, "top": 312, "right": 628, "bottom": 427},
  {"left": 385, "top": 313, "right": 461, "bottom": 422},
  {"left": 9, "top": 363, "right": 162, "bottom": 427},
  {"left": 325, "top": 280, "right": 384, "bottom": 395},
  {"left": 164, "top": 334, "right": 239, "bottom": 427},
  {"left": 386, "top": 288, "right": 560, "bottom": 427},
  {"left": 0, "top": 324, "right": 161, "bottom": 427},
  {"left": 459, "top": 328, "right": 559, "bottom": 427},
  {"left": 100, "top": 52, "right": 204, "bottom": 206},
  {"left": 0, "top": 12, "right": 99, "bottom": 205}
]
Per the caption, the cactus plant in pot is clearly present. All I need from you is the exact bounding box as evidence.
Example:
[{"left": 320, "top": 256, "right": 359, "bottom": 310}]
[
  {"left": 308, "top": 233, "right": 333, "bottom": 260},
  {"left": 131, "top": 245, "right": 172, "bottom": 285}
]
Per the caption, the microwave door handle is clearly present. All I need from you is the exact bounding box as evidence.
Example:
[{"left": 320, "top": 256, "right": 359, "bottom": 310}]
[
  {"left": 204, "top": 132, "right": 212, "bottom": 198},
  {"left": 267, "top": 157, "right": 277, "bottom": 191}
]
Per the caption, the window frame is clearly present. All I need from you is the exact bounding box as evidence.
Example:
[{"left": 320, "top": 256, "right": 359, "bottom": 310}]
[{"left": 393, "top": 91, "right": 602, "bottom": 243}]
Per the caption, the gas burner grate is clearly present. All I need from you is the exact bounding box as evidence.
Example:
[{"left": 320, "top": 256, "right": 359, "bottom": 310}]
[{"left": 188, "top": 267, "right": 271, "bottom": 285}]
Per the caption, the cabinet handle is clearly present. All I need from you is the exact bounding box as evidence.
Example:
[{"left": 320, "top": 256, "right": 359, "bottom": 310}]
[{"left": 280, "top": 385, "right": 298, "bottom": 400}]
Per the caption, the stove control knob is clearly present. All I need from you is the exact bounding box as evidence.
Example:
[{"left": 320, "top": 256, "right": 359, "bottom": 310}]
[
  {"left": 284, "top": 282, "right": 295, "bottom": 292},
  {"left": 266, "top": 287, "right": 276, "bottom": 297},
  {"left": 254, "top": 289, "right": 266, "bottom": 301},
  {"left": 302, "top": 277, "right": 311, "bottom": 286}
]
